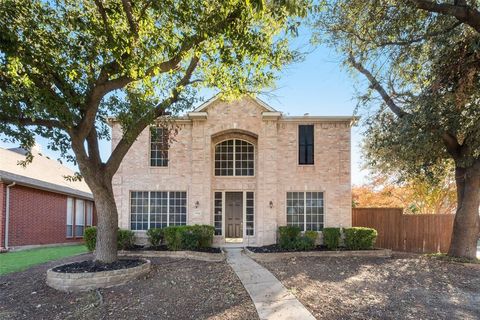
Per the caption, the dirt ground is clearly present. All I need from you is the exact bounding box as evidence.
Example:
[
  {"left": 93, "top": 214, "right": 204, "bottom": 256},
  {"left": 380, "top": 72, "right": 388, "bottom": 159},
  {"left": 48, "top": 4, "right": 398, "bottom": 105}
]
[
  {"left": 0, "top": 253, "right": 258, "bottom": 320},
  {"left": 255, "top": 252, "right": 480, "bottom": 320}
]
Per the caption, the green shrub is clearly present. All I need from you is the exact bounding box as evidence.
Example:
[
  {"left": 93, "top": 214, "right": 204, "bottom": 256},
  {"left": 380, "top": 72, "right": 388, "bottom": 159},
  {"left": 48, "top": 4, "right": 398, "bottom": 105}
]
[
  {"left": 117, "top": 229, "right": 135, "bottom": 250},
  {"left": 294, "top": 236, "right": 315, "bottom": 251},
  {"left": 323, "top": 228, "right": 341, "bottom": 250},
  {"left": 163, "top": 225, "right": 215, "bottom": 251},
  {"left": 147, "top": 228, "right": 164, "bottom": 247},
  {"left": 84, "top": 227, "right": 136, "bottom": 251},
  {"left": 304, "top": 230, "right": 318, "bottom": 243},
  {"left": 84, "top": 226, "right": 97, "bottom": 251},
  {"left": 278, "top": 227, "right": 317, "bottom": 251},
  {"left": 182, "top": 230, "right": 199, "bottom": 250},
  {"left": 344, "top": 227, "right": 377, "bottom": 250},
  {"left": 278, "top": 226, "right": 301, "bottom": 249},
  {"left": 190, "top": 225, "right": 215, "bottom": 248},
  {"left": 163, "top": 226, "right": 185, "bottom": 251}
]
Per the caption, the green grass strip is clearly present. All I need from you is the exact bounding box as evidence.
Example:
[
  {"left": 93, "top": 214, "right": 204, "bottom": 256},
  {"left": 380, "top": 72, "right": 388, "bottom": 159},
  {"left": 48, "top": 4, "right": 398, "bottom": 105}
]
[{"left": 0, "top": 245, "right": 88, "bottom": 275}]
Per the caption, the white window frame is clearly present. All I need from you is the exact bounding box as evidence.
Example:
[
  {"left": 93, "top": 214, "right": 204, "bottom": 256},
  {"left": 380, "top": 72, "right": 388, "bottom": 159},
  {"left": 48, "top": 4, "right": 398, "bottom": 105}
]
[
  {"left": 214, "top": 139, "right": 255, "bottom": 177},
  {"left": 213, "top": 191, "right": 255, "bottom": 238},
  {"left": 86, "top": 201, "right": 93, "bottom": 227},
  {"left": 75, "top": 199, "right": 85, "bottom": 238},
  {"left": 66, "top": 197, "right": 74, "bottom": 238},
  {"left": 150, "top": 127, "right": 169, "bottom": 167},
  {"left": 130, "top": 191, "right": 187, "bottom": 231},
  {"left": 286, "top": 191, "right": 324, "bottom": 231}
]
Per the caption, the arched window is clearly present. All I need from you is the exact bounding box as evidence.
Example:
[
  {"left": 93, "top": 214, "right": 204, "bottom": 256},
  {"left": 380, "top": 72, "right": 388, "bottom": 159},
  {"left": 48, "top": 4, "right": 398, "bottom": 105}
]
[{"left": 215, "top": 139, "right": 254, "bottom": 176}]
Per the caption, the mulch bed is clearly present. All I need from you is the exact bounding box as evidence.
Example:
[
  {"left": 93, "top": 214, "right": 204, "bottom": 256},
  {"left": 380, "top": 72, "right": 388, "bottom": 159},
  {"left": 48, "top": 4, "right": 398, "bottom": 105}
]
[
  {"left": 52, "top": 259, "right": 145, "bottom": 273},
  {"left": 247, "top": 244, "right": 375, "bottom": 253},
  {"left": 0, "top": 253, "right": 258, "bottom": 320},
  {"left": 127, "top": 245, "right": 222, "bottom": 254},
  {"left": 256, "top": 252, "right": 480, "bottom": 320}
]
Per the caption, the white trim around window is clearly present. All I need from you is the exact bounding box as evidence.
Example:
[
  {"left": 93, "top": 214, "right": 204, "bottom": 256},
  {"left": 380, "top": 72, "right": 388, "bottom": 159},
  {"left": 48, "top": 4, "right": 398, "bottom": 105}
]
[
  {"left": 130, "top": 190, "right": 188, "bottom": 231},
  {"left": 286, "top": 191, "right": 324, "bottom": 231}
]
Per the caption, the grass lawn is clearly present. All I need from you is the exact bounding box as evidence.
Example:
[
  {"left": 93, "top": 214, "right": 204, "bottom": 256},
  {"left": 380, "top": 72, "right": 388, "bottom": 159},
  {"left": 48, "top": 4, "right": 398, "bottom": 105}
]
[{"left": 0, "top": 245, "right": 88, "bottom": 275}]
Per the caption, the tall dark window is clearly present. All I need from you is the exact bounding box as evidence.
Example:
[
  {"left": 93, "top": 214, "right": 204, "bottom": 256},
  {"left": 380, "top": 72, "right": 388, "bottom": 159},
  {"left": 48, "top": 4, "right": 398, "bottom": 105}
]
[
  {"left": 150, "top": 127, "right": 169, "bottom": 167},
  {"left": 299, "top": 125, "right": 314, "bottom": 165}
]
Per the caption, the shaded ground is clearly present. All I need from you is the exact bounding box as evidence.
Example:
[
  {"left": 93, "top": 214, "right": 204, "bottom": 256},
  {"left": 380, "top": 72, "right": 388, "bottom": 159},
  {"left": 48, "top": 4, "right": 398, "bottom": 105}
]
[
  {"left": 255, "top": 252, "right": 480, "bottom": 320},
  {"left": 0, "top": 253, "right": 258, "bottom": 320}
]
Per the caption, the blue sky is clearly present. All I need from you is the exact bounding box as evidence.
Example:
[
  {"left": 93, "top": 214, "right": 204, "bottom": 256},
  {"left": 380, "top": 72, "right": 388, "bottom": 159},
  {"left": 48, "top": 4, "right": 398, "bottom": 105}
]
[{"left": 0, "top": 35, "right": 369, "bottom": 185}]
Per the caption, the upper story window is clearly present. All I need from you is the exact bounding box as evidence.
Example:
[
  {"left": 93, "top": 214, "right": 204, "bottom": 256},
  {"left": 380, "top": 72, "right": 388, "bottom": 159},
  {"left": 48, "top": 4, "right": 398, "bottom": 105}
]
[
  {"left": 215, "top": 139, "right": 254, "bottom": 176},
  {"left": 150, "top": 127, "right": 169, "bottom": 167},
  {"left": 299, "top": 125, "right": 314, "bottom": 165}
]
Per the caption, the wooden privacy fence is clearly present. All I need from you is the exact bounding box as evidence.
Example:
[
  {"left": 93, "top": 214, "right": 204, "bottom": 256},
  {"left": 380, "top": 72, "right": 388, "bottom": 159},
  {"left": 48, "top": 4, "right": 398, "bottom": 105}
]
[{"left": 352, "top": 208, "right": 455, "bottom": 253}]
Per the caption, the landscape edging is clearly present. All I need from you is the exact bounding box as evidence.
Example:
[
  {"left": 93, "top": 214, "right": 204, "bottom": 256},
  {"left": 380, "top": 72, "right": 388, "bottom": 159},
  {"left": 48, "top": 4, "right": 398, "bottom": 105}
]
[
  {"left": 119, "top": 250, "right": 226, "bottom": 262},
  {"left": 244, "top": 247, "right": 392, "bottom": 259},
  {"left": 46, "top": 259, "right": 151, "bottom": 292}
]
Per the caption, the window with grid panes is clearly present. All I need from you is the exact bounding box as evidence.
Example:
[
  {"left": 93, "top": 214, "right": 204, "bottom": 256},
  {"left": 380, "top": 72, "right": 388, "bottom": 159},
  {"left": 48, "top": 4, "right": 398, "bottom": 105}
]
[
  {"left": 214, "top": 192, "right": 222, "bottom": 235},
  {"left": 246, "top": 192, "right": 254, "bottom": 235},
  {"left": 215, "top": 139, "right": 254, "bottom": 176},
  {"left": 286, "top": 192, "right": 324, "bottom": 231},
  {"left": 150, "top": 127, "right": 169, "bottom": 167},
  {"left": 130, "top": 191, "right": 187, "bottom": 230}
]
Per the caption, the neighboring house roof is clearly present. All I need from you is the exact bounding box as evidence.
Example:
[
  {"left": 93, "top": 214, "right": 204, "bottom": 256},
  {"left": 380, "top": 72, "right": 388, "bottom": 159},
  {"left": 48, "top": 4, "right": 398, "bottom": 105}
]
[{"left": 0, "top": 147, "right": 93, "bottom": 200}]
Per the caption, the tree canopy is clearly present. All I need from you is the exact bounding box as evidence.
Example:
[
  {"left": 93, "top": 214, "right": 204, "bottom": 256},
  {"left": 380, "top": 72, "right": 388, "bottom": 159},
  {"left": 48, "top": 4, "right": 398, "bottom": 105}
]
[
  {"left": 313, "top": 0, "right": 480, "bottom": 258},
  {"left": 314, "top": 0, "right": 480, "bottom": 181},
  {"left": 0, "top": 0, "right": 307, "bottom": 170},
  {"left": 0, "top": 0, "right": 309, "bottom": 262}
]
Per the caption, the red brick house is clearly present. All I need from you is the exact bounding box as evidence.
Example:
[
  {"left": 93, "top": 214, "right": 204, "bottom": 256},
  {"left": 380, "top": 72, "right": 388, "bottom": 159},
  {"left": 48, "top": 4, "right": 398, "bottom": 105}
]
[{"left": 0, "top": 147, "right": 94, "bottom": 250}]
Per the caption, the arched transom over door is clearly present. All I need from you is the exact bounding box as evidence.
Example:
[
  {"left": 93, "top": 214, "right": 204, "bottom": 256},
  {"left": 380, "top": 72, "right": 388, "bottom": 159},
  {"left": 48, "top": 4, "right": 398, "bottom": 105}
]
[{"left": 214, "top": 139, "right": 254, "bottom": 176}]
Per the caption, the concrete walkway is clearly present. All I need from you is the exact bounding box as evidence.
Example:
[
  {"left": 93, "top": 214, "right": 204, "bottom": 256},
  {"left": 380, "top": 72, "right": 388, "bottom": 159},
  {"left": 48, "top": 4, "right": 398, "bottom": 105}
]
[{"left": 225, "top": 248, "right": 316, "bottom": 320}]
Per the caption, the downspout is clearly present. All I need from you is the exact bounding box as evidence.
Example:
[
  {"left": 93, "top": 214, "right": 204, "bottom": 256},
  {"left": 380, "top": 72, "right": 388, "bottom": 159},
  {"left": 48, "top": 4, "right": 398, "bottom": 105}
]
[{"left": 5, "top": 182, "right": 16, "bottom": 249}]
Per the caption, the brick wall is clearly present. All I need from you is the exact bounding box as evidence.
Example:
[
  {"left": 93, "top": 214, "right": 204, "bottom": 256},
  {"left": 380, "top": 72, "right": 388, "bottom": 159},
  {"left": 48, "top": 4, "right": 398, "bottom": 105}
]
[
  {"left": 112, "top": 96, "right": 353, "bottom": 246},
  {"left": 6, "top": 185, "right": 92, "bottom": 247}
]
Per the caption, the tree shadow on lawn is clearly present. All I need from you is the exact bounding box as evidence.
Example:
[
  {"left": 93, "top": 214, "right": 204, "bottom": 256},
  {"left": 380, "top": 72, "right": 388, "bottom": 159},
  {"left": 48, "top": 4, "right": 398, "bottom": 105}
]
[
  {"left": 0, "top": 254, "right": 258, "bottom": 320},
  {"left": 259, "top": 253, "right": 480, "bottom": 320}
]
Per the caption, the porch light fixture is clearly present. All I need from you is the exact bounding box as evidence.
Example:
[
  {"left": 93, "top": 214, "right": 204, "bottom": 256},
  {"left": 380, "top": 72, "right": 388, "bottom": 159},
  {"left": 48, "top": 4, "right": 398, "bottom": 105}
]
[
  {"left": 269, "top": 201, "right": 273, "bottom": 209},
  {"left": 195, "top": 201, "right": 200, "bottom": 208}
]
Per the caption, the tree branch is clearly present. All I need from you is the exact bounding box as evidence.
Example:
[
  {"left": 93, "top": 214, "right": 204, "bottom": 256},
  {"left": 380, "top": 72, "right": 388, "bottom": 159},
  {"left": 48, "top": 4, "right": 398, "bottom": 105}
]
[
  {"left": 121, "top": 0, "right": 138, "bottom": 35},
  {"left": 86, "top": 126, "right": 102, "bottom": 166},
  {"left": 105, "top": 55, "right": 200, "bottom": 177},
  {"left": 407, "top": 0, "right": 480, "bottom": 33},
  {"left": 348, "top": 53, "right": 409, "bottom": 118},
  {"left": 0, "top": 114, "right": 65, "bottom": 130},
  {"left": 93, "top": 0, "right": 114, "bottom": 43},
  {"left": 442, "top": 132, "right": 462, "bottom": 159}
]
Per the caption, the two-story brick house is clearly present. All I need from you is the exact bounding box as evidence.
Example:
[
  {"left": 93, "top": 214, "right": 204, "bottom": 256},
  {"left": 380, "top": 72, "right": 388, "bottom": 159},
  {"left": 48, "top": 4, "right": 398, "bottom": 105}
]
[{"left": 111, "top": 96, "right": 355, "bottom": 246}]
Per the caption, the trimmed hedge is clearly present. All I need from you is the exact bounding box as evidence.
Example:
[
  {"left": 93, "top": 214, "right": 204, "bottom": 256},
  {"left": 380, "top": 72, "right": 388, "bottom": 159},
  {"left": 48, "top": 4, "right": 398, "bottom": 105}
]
[
  {"left": 278, "top": 226, "right": 315, "bottom": 251},
  {"left": 163, "top": 225, "right": 215, "bottom": 251},
  {"left": 84, "top": 226, "right": 97, "bottom": 251},
  {"left": 117, "top": 229, "right": 135, "bottom": 250},
  {"left": 278, "top": 226, "right": 301, "bottom": 250},
  {"left": 146, "top": 228, "right": 164, "bottom": 247},
  {"left": 83, "top": 227, "right": 135, "bottom": 251},
  {"left": 323, "top": 227, "right": 341, "bottom": 250},
  {"left": 344, "top": 227, "right": 377, "bottom": 250}
]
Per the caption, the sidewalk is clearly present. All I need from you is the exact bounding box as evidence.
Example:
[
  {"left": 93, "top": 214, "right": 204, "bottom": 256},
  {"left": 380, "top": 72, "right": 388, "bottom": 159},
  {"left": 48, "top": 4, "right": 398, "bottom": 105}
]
[{"left": 225, "top": 248, "right": 316, "bottom": 320}]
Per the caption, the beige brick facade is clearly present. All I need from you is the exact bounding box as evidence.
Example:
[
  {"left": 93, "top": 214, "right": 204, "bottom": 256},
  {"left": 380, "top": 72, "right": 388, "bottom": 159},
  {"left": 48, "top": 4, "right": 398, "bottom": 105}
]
[{"left": 111, "top": 96, "right": 354, "bottom": 246}]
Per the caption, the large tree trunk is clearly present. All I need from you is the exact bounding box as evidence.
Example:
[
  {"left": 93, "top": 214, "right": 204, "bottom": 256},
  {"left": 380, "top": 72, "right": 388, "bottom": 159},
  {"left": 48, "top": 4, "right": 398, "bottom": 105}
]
[
  {"left": 91, "top": 184, "right": 119, "bottom": 263},
  {"left": 448, "top": 161, "right": 480, "bottom": 259},
  {"left": 80, "top": 168, "right": 119, "bottom": 263}
]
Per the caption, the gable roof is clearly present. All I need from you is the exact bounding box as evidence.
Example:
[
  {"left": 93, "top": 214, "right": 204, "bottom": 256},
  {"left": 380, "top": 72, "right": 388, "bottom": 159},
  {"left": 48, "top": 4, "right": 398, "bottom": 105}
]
[
  {"left": 0, "top": 148, "right": 93, "bottom": 200},
  {"left": 193, "top": 94, "right": 278, "bottom": 113}
]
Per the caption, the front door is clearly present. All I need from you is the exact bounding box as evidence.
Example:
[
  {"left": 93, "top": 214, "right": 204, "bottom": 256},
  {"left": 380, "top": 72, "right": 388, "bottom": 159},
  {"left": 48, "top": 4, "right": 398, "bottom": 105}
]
[{"left": 225, "top": 192, "right": 243, "bottom": 238}]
